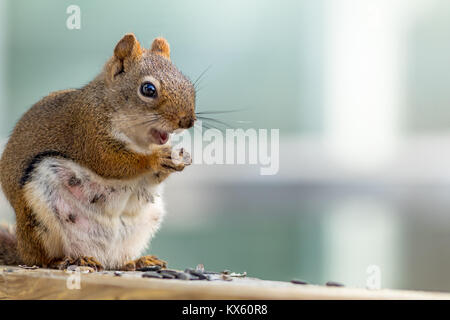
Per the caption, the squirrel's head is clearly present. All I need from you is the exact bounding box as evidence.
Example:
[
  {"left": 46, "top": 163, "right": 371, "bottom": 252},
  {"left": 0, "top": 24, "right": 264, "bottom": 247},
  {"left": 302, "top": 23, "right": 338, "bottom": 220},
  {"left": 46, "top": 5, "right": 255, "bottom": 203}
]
[{"left": 103, "top": 33, "right": 196, "bottom": 151}]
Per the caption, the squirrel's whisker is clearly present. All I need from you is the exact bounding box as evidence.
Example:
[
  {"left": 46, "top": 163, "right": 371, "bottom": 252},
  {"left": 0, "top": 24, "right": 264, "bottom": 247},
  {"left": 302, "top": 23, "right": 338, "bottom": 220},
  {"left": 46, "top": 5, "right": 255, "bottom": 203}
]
[
  {"left": 195, "top": 122, "right": 224, "bottom": 132},
  {"left": 123, "top": 118, "right": 161, "bottom": 129},
  {"left": 195, "top": 86, "right": 205, "bottom": 94},
  {"left": 112, "top": 114, "right": 160, "bottom": 122},
  {"left": 193, "top": 65, "right": 212, "bottom": 88},
  {"left": 196, "top": 116, "right": 234, "bottom": 129},
  {"left": 196, "top": 108, "right": 248, "bottom": 115},
  {"left": 196, "top": 123, "right": 212, "bottom": 131}
]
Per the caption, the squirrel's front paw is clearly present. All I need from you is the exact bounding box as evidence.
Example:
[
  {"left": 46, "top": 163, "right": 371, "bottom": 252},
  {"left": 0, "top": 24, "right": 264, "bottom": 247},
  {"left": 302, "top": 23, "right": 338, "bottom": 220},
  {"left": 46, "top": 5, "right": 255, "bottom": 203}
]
[{"left": 157, "top": 146, "right": 191, "bottom": 173}]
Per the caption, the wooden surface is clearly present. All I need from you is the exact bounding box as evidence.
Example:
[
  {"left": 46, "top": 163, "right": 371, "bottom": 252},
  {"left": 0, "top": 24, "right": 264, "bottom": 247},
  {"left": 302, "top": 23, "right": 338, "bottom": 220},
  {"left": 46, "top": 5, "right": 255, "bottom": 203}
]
[{"left": 1, "top": 265, "right": 450, "bottom": 300}]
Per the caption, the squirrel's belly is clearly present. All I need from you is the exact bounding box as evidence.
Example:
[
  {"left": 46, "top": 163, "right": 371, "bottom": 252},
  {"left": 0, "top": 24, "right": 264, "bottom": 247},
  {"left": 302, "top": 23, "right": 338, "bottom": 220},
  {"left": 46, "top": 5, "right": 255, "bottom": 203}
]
[{"left": 22, "top": 157, "right": 166, "bottom": 269}]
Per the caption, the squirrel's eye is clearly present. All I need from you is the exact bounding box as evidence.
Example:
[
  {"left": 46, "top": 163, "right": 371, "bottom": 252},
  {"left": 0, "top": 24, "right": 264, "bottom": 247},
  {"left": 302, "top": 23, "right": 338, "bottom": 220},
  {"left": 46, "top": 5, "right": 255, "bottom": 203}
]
[{"left": 140, "top": 82, "right": 157, "bottom": 98}]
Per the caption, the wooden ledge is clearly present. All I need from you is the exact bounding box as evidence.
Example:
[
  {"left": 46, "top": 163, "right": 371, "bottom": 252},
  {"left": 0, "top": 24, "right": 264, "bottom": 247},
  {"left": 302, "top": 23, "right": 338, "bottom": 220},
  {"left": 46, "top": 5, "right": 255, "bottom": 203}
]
[{"left": 0, "top": 266, "right": 449, "bottom": 300}]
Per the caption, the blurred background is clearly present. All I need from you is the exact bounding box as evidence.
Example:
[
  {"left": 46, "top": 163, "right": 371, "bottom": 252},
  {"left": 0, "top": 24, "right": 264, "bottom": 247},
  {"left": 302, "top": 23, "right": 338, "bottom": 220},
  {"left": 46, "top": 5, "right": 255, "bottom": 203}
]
[{"left": 2, "top": 0, "right": 450, "bottom": 292}]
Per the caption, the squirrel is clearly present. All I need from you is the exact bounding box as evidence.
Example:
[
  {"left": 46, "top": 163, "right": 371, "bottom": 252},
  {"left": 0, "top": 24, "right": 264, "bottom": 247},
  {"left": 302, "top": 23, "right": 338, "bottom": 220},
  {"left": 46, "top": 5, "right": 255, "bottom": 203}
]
[{"left": 0, "top": 33, "right": 196, "bottom": 271}]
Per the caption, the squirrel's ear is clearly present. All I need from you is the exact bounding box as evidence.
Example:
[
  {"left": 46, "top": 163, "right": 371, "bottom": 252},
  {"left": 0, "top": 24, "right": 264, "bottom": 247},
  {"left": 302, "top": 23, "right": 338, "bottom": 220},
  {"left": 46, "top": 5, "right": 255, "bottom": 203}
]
[
  {"left": 150, "top": 37, "right": 170, "bottom": 60},
  {"left": 107, "top": 33, "right": 143, "bottom": 80},
  {"left": 114, "top": 33, "right": 142, "bottom": 61}
]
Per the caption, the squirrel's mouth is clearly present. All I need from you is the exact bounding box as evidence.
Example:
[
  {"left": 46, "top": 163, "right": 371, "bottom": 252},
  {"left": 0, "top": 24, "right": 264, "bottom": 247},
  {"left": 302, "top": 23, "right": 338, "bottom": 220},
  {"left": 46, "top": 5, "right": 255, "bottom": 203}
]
[{"left": 150, "top": 128, "right": 169, "bottom": 145}]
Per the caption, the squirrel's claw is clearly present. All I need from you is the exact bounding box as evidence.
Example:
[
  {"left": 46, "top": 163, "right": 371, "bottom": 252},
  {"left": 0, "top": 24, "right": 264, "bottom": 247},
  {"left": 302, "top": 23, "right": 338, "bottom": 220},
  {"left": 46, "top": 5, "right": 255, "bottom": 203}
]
[
  {"left": 49, "top": 256, "right": 104, "bottom": 272},
  {"left": 158, "top": 147, "right": 191, "bottom": 172},
  {"left": 121, "top": 255, "right": 167, "bottom": 271}
]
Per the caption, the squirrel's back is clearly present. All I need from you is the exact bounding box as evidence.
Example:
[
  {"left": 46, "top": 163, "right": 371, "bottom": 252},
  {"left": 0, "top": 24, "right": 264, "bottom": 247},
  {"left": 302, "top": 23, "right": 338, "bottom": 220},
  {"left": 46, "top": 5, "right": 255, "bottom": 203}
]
[{"left": 0, "top": 89, "right": 82, "bottom": 206}]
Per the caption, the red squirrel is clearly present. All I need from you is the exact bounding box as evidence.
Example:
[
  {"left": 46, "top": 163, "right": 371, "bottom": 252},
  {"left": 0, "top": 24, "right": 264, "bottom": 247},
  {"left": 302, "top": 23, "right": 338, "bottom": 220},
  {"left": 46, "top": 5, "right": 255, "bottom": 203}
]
[{"left": 0, "top": 33, "right": 195, "bottom": 270}]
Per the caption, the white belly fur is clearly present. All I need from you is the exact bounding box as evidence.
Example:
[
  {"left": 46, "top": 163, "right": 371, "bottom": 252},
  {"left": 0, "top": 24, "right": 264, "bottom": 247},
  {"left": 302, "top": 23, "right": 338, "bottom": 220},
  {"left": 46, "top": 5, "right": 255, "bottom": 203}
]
[{"left": 23, "top": 157, "right": 165, "bottom": 269}]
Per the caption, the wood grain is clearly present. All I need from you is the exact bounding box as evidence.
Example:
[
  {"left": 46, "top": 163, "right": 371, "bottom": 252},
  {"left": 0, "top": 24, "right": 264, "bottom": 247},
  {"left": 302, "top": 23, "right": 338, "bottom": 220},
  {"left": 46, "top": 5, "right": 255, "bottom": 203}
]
[{"left": 1, "top": 266, "right": 449, "bottom": 300}]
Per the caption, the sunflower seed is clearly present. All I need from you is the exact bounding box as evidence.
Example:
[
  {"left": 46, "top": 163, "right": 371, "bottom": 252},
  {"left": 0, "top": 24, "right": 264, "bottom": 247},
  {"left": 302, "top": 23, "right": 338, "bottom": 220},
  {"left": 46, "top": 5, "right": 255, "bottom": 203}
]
[
  {"left": 221, "top": 274, "right": 233, "bottom": 281},
  {"left": 195, "top": 264, "right": 205, "bottom": 272},
  {"left": 18, "top": 265, "right": 39, "bottom": 270},
  {"left": 326, "top": 281, "right": 344, "bottom": 287},
  {"left": 161, "top": 273, "right": 176, "bottom": 279},
  {"left": 203, "top": 271, "right": 221, "bottom": 275},
  {"left": 291, "top": 279, "right": 308, "bottom": 285},
  {"left": 174, "top": 272, "right": 191, "bottom": 280},
  {"left": 142, "top": 271, "right": 163, "bottom": 279},
  {"left": 230, "top": 271, "right": 247, "bottom": 277},
  {"left": 136, "top": 265, "right": 161, "bottom": 272},
  {"left": 185, "top": 268, "right": 210, "bottom": 280},
  {"left": 158, "top": 269, "right": 179, "bottom": 275}
]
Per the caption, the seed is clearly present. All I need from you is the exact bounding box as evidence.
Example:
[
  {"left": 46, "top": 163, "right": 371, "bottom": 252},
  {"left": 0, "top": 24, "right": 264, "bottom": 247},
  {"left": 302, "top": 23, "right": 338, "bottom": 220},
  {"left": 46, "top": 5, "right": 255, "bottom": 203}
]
[
  {"left": 185, "top": 268, "right": 210, "bottom": 280},
  {"left": 195, "top": 264, "right": 205, "bottom": 272},
  {"left": 189, "top": 274, "right": 200, "bottom": 280},
  {"left": 221, "top": 274, "right": 233, "bottom": 281},
  {"left": 326, "top": 281, "right": 344, "bottom": 287},
  {"left": 203, "top": 271, "right": 220, "bottom": 275},
  {"left": 291, "top": 279, "right": 308, "bottom": 285},
  {"left": 66, "top": 265, "right": 79, "bottom": 272},
  {"left": 159, "top": 269, "right": 179, "bottom": 278},
  {"left": 161, "top": 273, "right": 176, "bottom": 279},
  {"left": 136, "top": 265, "right": 161, "bottom": 272},
  {"left": 142, "top": 271, "right": 163, "bottom": 279},
  {"left": 158, "top": 269, "right": 179, "bottom": 275},
  {"left": 156, "top": 269, "right": 193, "bottom": 280},
  {"left": 18, "top": 265, "right": 39, "bottom": 270},
  {"left": 230, "top": 271, "right": 247, "bottom": 278},
  {"left": 174, "top": 272, "right": 191, "bottom": 280}
]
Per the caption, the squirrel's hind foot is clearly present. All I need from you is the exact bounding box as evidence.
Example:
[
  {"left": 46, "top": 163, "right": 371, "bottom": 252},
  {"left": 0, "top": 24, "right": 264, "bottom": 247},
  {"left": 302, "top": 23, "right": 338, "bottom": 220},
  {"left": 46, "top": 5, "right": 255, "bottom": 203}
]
[
  {"left": 48, "top": 256, "right": 104, "bottom": 271},
  {"left": 121, "top": 255, "right": 167, "bottom": 271}
]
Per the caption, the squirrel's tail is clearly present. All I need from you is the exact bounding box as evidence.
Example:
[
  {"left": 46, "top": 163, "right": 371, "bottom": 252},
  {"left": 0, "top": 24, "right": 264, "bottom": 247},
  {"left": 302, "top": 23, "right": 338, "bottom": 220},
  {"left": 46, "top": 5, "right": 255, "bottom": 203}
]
[{"left": 0, "top": 224, "right": 20, "bottom": 265}]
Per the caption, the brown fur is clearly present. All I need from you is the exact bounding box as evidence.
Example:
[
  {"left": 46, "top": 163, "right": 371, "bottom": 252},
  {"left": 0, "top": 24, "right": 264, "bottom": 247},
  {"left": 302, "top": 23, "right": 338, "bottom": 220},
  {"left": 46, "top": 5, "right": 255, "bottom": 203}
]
[
  {"left": 0, "top": 33, "right": 195, "bottom": 267},
  {"left": 0, "top": 224, "right": 20, "bottom": 265},
  {"left": 150, "top": 38, "right": 171, "bottom": 60}
]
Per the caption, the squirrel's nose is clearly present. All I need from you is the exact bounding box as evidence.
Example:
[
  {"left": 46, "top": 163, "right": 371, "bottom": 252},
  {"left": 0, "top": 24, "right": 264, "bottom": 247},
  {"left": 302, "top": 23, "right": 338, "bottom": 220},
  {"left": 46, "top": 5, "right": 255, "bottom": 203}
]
[{"left": 179, "top": 115, "right": 195, "bottom": 129}]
